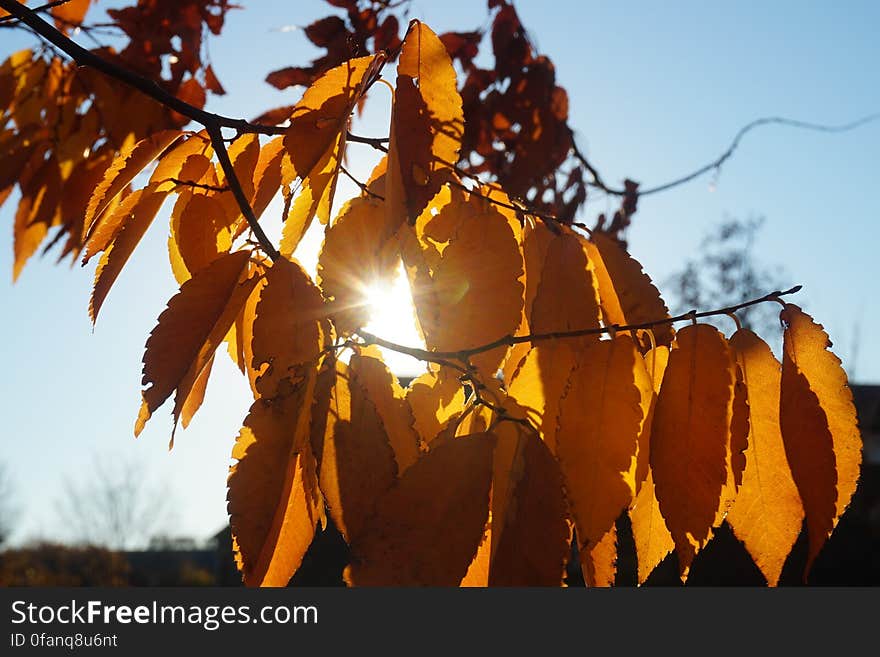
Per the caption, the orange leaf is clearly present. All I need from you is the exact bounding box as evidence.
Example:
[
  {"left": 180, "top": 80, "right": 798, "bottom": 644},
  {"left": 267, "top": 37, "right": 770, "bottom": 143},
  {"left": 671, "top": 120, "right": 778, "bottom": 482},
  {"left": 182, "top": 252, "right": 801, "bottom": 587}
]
[
  {"left": 169, "top": 192, "right": 233, "bottom": 280},
  {"left": 726, "top": 328, "right": 803, "bottom": 586},
  {"left": 405, "top": 366, "right": 466, "bottom": 446},
  {"left": 529, "top": 225, "right": 602, "bottom": 341},
  {"left": 387, "top": 22, "right": 463, "bottom": 225},
  {"left": 485, "top": 423, "right": 570, "bottom": 586},
  {"left": 85, "top": 130, "right": 181, "bottom": 234},
  {"left": 630, "top": 346, "right": 674, "bottom": 585},
  {"left": 135, "top": 250, "right": 255, "bottom": 437},
  {"left": 348, "top": 348, "right": 420, "bottom": 473},
  {"left": 345, "top": 432, "right": 495, "bottom": 586},
  {"left": 557, "top": 336, "right": 643, "bottom": 547},
  {"left": 650, "top": 324, "right": 734, "bottom": 580},
  {"left": 506, "top": 343, "right": 577, "bottom": 454},
  {"left": 317, "top": 358, "right": 398, "bottom": 544},
  {"left": 779, "top": 304, "right": 861, "bottom": 576},
  {"left": 583, "top": 232, "right": 673, "bottom": 350},
  {"left": 251, "top": 257, "right": 326, "bottom": 397},
  {"left": 89, "top": 188, "right": 168, "bottom": 321},
  {"left": 403, "top": 193, "right": 524, "bottom": 375},
  {"left": 581, "top": 525, "right": 617, "bottom": 587},
  {"left": 228, "top": 370, "right": 322, "bottom": 586},
  {"left": 317, "top": 196, "right": 399, "bottom": 334}
]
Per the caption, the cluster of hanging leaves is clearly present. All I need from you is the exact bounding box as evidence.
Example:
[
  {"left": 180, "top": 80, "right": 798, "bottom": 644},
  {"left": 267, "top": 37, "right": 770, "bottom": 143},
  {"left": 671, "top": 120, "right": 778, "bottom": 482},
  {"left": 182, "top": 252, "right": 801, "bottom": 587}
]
[
  {"left": 1, "top": 0, "right": 232, "bottom": 279},
  {"left": 1, "top": 2, "right": 862, "bottom": 587},
  {"left": 262, "top": 0, "right": 619, "bottom": 228}
]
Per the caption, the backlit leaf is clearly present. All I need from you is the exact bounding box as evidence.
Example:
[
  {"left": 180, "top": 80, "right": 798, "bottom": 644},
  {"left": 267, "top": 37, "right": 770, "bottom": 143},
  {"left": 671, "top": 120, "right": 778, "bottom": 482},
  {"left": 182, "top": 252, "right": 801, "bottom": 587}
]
[
  {"left": 557, "top": 336, "right": 643, "bottom": 548},
  {"left": 228, "top": 370, "right": 321, "bottom": 586},
  {"left": 85, "top": 130, "right": 181, "bottom": 233},
  {"left": 630, "top": 346, "right": 674, "bottom": 585},
  {"left": 583, "top": 232, "right": 674, "bottom": 350},
  {"left": 387, "top": 22, "right": 463, "bottom": 226},
  {"left": 726, "top": 328, "right": 803, "bottom": 586},
  {"left": 406, "top": 366, "right": 466, "bottom": 446},
  {"left": 779, "top": 304, "right": 861, "bottom": 575},
  {"left": 345, "top": 432, "right": 494, "bottom": 586},
  {"left": 581, "top": 525, "right": 617, "bottom": 587},
  {"left": 251, "top": 257, "right": 326, "bottom": 397},
  {"left": 650, "top": 324, "right": 734, "bottom": 579},
  {"left": 135, "top": 250, "right": 254, "bottom": 436},
  {"left": 317, "top": 196, "right": 399, "bottom": 334},
  {"left": 89, "top": 187, "right": 168, "bottom": 321},
  {"left": 318, "top": 358, "right": 398, "bottom": 544}
]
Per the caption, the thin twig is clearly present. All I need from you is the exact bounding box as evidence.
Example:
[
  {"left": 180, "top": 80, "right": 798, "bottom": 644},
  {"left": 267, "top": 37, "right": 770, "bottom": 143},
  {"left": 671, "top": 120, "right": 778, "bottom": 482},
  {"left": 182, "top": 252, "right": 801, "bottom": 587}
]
[
  {"left": 357, "top": 285, "right": 802, "bottom": 365},
  {"left": 573, "top": 114, "right": 880, "bottom": 197},
  {"left": 0, "top": 0, "right": 69, "bottom": 24}
]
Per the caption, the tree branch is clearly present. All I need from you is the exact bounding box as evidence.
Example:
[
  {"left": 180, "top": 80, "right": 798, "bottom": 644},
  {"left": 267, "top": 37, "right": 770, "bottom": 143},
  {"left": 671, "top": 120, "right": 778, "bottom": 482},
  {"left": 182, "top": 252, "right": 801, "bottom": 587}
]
[
  {"left": 0, "top": 0, "right": 282, "bottom": 260},
  {"left": 573, "top": 114, "right": 880, "bottom": 197},
  {"left": 0, "top": 0, "right": 70, "bottom": 25},
  {"left": 357, "top": 284, "right": 803, "bottom": 365}
]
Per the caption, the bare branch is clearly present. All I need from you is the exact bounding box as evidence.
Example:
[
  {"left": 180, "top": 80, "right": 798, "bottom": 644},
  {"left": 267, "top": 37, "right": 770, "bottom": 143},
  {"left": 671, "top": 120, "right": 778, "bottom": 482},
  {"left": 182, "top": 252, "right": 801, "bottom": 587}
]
[
  {"left": 356, "top": 285, "right": 803, "bottom": 366},
  {"left": 573, "top": 114, "right": 880, "bottom": 197}
]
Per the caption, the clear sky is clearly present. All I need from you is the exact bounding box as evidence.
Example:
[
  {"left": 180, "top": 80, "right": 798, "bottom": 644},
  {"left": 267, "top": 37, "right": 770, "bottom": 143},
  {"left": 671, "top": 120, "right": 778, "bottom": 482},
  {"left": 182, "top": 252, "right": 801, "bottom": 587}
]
[{"left": 1, "top": 0, "right": 877, "bottom": 547}]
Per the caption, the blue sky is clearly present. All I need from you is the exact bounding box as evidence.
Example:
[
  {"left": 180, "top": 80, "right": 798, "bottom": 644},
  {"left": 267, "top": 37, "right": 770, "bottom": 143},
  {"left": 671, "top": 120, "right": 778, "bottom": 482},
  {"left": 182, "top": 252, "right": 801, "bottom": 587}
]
[{"left": 1, "top": 1, "right": 877, "bottom": 546}]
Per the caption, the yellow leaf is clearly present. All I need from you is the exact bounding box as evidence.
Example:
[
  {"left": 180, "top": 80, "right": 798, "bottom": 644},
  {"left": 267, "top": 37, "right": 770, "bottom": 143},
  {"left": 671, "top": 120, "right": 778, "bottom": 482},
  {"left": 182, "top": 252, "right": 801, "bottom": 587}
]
[
  {"left": 89, "top": 187, "right": 168, "bottom": 322},
  {"left": 135, "top": 250, "right": 255, "bottom": 436},
  {"left": 506, "top": 343, "right": 577, "bottom": 454},
  {"left": 149, "top": 131, "right": 213, "bottom": 191},
  {"left": 228, "top": 370, "right": 322, "bottom": 586},
  {"left": 529, "top": 225, "right": 602, "bottom": 341},
  {"left": 318, "top": 358, "right": 398, "bottom": 544},
  {"left": 581, "top": 525, "right": 617, "bottom": 587},
  {"left": 726, "top": 328, "right": 803, "bottom": 586},
  {"left": 215, "top": 133, "right": 261, "bottom": 227},
  {"left": 317, "top": 196, "right": 399, "bottom": 334},
  {"left": 485, "top": 422, "right": 570, "bottom": 586},
  {"left": 225, "top": 272, "right": 267, "bottom": 396},
  {"left": 405, "top": 366, "right": 466, "bottom": 446},
  {"left": 583, "top": 232, "right": 674, "bottom": 350},
  {"left": 169, "top": 192, "right": 233, "bottom": 280},
  {"left": 557, "top": 336, "right": 643, "bottom": 548},
  {"left": 630, "top": 346, "right": 674, "bottom": 585},
  {"left": 403, "top": 193, "right": 524, "bottom": 375},
  {"left": 779, "top": 304, "right": 861, "bottom": 576},
  {"left": 85, "top": 130, "right": 181, "bottom": 233},
  {"left": 387, "top": 22, "right": 463, "bottom": 225},
  {"left": 345, "top": 432, "right": 495, "bottom": 586},
  {"left": 348, "top": 348, "right": 420, "bottom": 473},
  {"left": 251, "top": 257, "right": 326, "bottom": 397},
  {"left": 650, "top": 324, "right": 734, "bottom": 579}
]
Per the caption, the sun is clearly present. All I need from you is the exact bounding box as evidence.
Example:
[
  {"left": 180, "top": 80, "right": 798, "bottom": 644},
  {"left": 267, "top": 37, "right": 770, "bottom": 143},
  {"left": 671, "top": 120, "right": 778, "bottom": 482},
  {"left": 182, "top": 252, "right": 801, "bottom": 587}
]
[{"left": 360, "top": 262, "right": 427, "bottom": 378}]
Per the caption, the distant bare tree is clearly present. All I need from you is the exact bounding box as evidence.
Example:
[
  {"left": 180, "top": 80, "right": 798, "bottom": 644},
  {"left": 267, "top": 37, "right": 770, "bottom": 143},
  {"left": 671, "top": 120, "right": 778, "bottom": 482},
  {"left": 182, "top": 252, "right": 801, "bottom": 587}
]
[
  {"left": 0, "top": 463, "right": 18, "bottom": 547},
  {"left": 665, "top": 216, "right": 788, "bottom": 337},
  {"left": 55, "top": 455, "right": 177, "bottom": 551}
]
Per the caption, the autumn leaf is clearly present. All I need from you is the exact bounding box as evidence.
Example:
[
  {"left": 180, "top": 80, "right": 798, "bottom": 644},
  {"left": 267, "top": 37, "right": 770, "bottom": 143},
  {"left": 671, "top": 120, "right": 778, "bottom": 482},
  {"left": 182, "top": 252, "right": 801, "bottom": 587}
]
[
  {"left": 85, "top": 130, "right": 181, "bottom": 235},
  {"left": 726, "top": 328, "right": 803, "bottom": 586},
  {"left": 317, "top": 195, "right": 399, "bottom": 334},
  {"left": 251, "top": 257, "right": 327, "bottom": 397},
  {"left": 581, "top": 525, "right": 617, "bottom": 587},
  {"left": 279, "top": 55, "right": 380, "bottom": 254},
  {"left": 345, "top": 432, "right": 495, "bottom": 586},
  {"left": 89, "top": 187, "right": 169, "bottom": 321},
  {"left": 317, "top": 357, "right": 398, "bottom": 544},
  {"left": 630, "top": 346, "right": 674, "bottom": 585},
  {"left": 402, "top": 192, "right": 524, "bottom": 374},
  {"left": 405, "top": 366, "right": 466, "bottom": 446},
  {"left": 583, "top": 232, "right": 674, "bottom": 350},
  {"left": 228, "top": 369, "right": 322, "bottom": 586},
  {"left": 779, "top": 304, "right": 861, "bottom": 576},
  {"left": 557, "top": 336, "right": 643, "bottom": 550},
  {"left": 484, "top": 421, "right": 570, "bottom": 586},
  {"left": 386, "top": 22, "right": 463, "bottom": 227},
  {"left": 650, "top": 324, "right": 734, "bottom": 579},
  {"left": 135, "top": 250, "right": 257, "bottom": 437}
]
